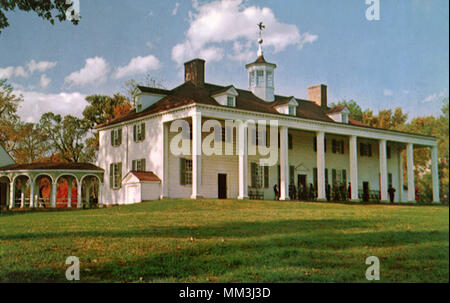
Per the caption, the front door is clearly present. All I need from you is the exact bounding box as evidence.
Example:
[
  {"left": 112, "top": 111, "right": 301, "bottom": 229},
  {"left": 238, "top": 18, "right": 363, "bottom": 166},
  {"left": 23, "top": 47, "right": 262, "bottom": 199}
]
[
  {"left": 0, "top": 183, "right": 6, "bottom": 207},
  {"left": 363, "top": 181, "right": 369, "bottom": 202},
  {"left": 218, "top": 174, "right": 227, "bottom": 199},
  {"left": 297, "top": 174, "right": 307, "bottom": 200}
]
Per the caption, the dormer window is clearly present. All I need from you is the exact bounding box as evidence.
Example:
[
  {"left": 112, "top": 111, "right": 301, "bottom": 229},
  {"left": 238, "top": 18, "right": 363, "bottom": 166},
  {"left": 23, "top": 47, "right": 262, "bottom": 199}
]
[
  {"left": 211, "top": 86, "right": 238, "bottom": 108},
  {"left": 227, "top": 96, "right": 235, "bottom": 107},
  {"left": 288, "top": 105, "right": 296, "bottom": 116},
  {"left": 342, "top": 113, "right": 349, "bottom": 124}
]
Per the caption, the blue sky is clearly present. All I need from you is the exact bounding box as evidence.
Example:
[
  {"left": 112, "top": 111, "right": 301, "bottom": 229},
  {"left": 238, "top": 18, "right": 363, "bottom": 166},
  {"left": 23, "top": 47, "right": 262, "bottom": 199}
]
[{"left": 0, "top": 0, "right": 448, "bottom": 122}]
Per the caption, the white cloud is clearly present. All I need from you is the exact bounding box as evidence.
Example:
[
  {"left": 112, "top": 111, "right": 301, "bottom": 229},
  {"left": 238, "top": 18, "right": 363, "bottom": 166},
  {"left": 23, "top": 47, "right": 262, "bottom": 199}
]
[
  {"left": 172, "top": 2, "right": 180, "bottom": 15},
  {"left": 423, "top": 91, "right": 446, "bottom": 103},
  {"left": 14, "top": 66, "right": 29, "bottom": 78},
  {"left": 171, "top": 0, "right": 317, "bottom": 64},
  {"left": 0, "top": 67, "right": 15, "bottom": 79},
  {"left": 113, "top": 54, "right": 161, "bottom": 79},
  {"left": 40, "top": 74, "right": 51, "bottom": 88},
  {"left": 383, "top": 89, "right": 393, "bottom": 96},
  {"left": 27, "top": 60, "right": 57, "bottom": 74},
  {"left": 15, "top": 90, "right": 87, "bottom": 123},
  {"left": 65, "top": 57, "right": 110, "bottom": 87},
  {"left": 0, "top": 60, "right": 57, "bottom": 80},
  {"left": 146, "top": 41, "right": 154, "bottom": 49}
]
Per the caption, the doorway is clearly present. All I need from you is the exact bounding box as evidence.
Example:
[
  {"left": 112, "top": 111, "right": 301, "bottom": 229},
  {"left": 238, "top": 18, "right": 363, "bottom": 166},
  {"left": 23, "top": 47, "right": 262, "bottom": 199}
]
[
  {"left": 0, "top": 183, "right": 6, "bottom": 207},
  {"left": 363, "top": 181, "right": 369, "bottom": 202},
  {"left": 297, "top": 174, "right": 307, "bottom": 200},
  {"left": 218, "top": 174, "right": 227, "bottom": 199}
]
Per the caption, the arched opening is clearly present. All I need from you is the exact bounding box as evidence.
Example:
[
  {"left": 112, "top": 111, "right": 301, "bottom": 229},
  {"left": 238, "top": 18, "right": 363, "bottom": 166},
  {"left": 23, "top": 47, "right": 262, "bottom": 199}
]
[
  {"left": 56, "top": 175, "right": 79, "bottom": 208},
  {"left": 0, "top": 176, "right": 10, "bottom": 209},
  {"left": 13, "top": 175, "right": 31, "bottom": 208},
  {"left": 81, "top": 175, "right": 100, "bottom": 209},
  {"left": 34, "top": 174, "right": 53, "bottom": 208}
]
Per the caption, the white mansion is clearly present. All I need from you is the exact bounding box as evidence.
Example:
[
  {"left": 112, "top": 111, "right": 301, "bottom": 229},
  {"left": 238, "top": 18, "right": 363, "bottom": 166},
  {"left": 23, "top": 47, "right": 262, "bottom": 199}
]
[{"left": 95, "top": 50, "right": 440, "bottom": 205}]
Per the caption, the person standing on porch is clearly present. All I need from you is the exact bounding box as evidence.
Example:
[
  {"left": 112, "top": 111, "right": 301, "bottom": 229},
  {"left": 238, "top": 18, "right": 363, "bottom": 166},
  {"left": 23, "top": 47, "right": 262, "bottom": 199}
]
[
  {"left": 273, "top": 184, "right": 279, "bottom": 201},
  {"left": 388, "top": 186, "right": 396, "bottom": 203}
]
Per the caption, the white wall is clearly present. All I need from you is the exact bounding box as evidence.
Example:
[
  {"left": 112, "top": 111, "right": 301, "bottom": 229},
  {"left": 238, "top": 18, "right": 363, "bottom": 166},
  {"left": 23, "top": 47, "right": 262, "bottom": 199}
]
[{"left": 98, "top": 115, "right": 164, "bottom": 205}]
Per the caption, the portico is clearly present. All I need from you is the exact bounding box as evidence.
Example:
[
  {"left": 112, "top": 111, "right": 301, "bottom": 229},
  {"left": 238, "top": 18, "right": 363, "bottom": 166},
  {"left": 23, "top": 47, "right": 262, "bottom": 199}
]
[{"left": 0, "top": 163, "right": 104, "bottom": 209}]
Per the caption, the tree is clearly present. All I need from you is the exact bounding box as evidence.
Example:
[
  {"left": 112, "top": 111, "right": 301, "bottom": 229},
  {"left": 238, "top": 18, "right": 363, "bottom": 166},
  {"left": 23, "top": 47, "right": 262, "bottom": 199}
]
[
  {"left": 83, "top": 93, "right": 131, "bottom": 128},
  {"left": 0, "top": 79, "right": 23, "bottom": 153},
  {"left": 39, "top": 113, "right": 91, "bottom": 162},
  {"left": 0, "top": 0, "right": 79, "bottom": 34},
  {"left": 330, "top": 100, "right": 363, "bottom": 121},
  {"left": 11, "top": 122, "right": 49, "bottom": 163},
  {"left": 82, "top": 93, "right": 131, "bottom": 160}
]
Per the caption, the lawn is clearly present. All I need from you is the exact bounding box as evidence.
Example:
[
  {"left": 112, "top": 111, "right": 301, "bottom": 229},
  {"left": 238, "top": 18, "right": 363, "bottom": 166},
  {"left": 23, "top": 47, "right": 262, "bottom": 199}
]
[{"left": 0, "top": 199, "right": 448, "bottom": 282}]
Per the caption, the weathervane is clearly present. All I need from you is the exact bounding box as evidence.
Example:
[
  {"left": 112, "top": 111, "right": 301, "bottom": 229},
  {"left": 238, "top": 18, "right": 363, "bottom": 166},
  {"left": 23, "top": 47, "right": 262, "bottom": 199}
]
[{"left": 257, "top": 21, "right": 265, "bottom": 57}]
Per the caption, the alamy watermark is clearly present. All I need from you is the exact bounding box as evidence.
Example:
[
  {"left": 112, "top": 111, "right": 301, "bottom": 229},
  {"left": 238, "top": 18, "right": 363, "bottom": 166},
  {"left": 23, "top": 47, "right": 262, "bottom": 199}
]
[
  {"left": 169, "top": 116, "right": 280, "bottom": 166},
  {"left": 65, "top": 256, "right": 80, "bottom": 281},
  {"left": 365, "top": 0, "right": 380, "bottom": 21},
  {"left": 365, "top": 256, "right": 380, "bottom": 280}
]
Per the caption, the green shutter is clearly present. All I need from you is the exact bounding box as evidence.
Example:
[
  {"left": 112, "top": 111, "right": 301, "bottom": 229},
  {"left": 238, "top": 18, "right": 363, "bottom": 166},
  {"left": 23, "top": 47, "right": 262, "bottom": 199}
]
[
  {"left": 141, "top": 159, "right": 146, "bottom": 171},
  {"left": 180, "top": 158, "right": 186, "bottom": 185},
  {"left": 251, "top": 162, "right": 257, "bottom": 188},
  {"left": 313, "top": 168, "right": 317, "bottom": 190},
  {"left": 343, "top": 169, "right": 347, "bottom": 186},
  {"left": 141, "top": 123, "right": 145, "bottom": 140},
  {"left": 109, "top": 163, "right": 114, "bottom": 188},
  {"left": 313, "top": 137, "right": 317, "bottom": 151},
  {"left": 133, "top": 125, "right": 137, "bottom": 142},
  {"left": 118, "top": 128, "right": 122, "bottom": 145},
  {"left": 368, "top": 144, "right": 372, "bottom": 157},
  {"left": 264, "top": 166, "right": 269, "bottom": 188},
  {"left": 118, "top": 163, "right": 122, "bottom": 188},
  {"left": 111, "top": 130, "right": 114, "bottom": 146},
  {"left": 325, "top": 168, "right": 328, "bottom": 185},
  {"left": 360, "top": 143, "right": 364, "bottom": 156},
  {"left": 288, "top": 134, "right": 293, "bottom": 149},
  {"left": 332, "top": 169, "right": 337, "bottom": 186},
  {"left": 289, "top": 165, "right": 295, "bottom": 183}
]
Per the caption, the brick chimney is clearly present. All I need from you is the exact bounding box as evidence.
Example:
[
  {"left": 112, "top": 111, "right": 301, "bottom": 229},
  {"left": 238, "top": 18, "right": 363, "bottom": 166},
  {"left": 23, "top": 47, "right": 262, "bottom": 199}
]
[
  {"left": 308, "top": 84, "right": 327, "bottom": 108},
  {"left": 184, "top": 58, "right": 205, "bottom": 87}
]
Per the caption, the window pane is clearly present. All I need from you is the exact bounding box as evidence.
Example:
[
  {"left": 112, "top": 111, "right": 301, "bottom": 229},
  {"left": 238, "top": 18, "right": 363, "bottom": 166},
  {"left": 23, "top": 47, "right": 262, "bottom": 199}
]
[{"left": 257, "top": 70, "right": 264, "bottom": 86}]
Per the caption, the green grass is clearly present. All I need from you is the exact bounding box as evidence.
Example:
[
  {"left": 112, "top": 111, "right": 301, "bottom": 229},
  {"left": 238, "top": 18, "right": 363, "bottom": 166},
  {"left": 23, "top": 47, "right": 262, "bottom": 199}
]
[{"left": 0, "top": 199, "right": 448, "bottom": 282}]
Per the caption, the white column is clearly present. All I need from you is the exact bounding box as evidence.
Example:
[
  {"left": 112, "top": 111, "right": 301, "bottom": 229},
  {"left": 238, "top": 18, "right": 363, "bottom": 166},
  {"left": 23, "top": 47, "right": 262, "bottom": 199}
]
[
  {"left": 316, "top": 131, "right": 326, "bottom": 200},
  {"left": 398, "top": 150, "right": 403, "bottom": 203},
  {"left": 379, "top": 139, "right": 388, "bottom": 202},
  {"left": 29, "top": 182, "right": 34, "bottom": 208},
  {"left": 406, "top": 143, "right": 415, "bottom": 202},
  {"left": 67, "top": 178, "right": 72, "bottom": 208},
  {"left": 9, "top": 181, "right": 14, "bottom": 209},
  {"left": 51, "top": 181, "right": 57, "bottom": 208},
  {"left": 98, "top": 183, "right": 103, "bottom": 207},
  {"left": 85, "top": 184, "right": 91, "bottom": 208},
  {"left": 20, "top": 185, "right": 25, "bottom": 208},
  {"left": 279, "top": 126, "right": 289, "bottom": 200},
  {"left": 431, "top": 145, "right": 440, "bottom": 204},
  {"left": 237, "top": 121, "right": 248, "bottom": 199},
  {"left": 77, "top": 181, "right": 82, "bottom": 208},
  {"left": 349, "top": 135, "right": 359, "bottom": 201},
  {"left": 191, "top": 112, "right": 202, "bottom": 199},
  {"left": 161, "top": 123, "right": 169, "bottom": 199}
]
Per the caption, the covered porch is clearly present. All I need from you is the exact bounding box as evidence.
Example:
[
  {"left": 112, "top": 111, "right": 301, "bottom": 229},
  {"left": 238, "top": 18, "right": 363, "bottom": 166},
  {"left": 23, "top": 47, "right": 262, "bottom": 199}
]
[{"left": 0, "top": 163, "right": 104, "bottom": 209}]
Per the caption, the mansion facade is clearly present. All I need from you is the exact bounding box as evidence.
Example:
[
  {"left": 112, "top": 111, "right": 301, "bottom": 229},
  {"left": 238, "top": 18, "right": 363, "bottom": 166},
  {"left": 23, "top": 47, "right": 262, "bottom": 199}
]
[{"left": 96, "top": 54, "right": 440, "bottom": 205}]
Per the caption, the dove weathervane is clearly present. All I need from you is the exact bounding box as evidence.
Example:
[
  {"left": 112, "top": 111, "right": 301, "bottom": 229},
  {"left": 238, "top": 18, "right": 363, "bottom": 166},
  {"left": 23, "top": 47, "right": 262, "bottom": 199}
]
[{"left": 257, "top": 22, "right": 265, "bottom": 56}]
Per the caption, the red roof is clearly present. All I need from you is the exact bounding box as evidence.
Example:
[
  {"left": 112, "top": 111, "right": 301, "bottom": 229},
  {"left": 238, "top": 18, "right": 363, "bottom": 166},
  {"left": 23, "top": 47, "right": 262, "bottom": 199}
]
[
  {"left": 126, "top": 171, "right": 161, "bottom": 182},
  {"left": 96, "top": 82, "right": 436, "bottom": 139}
]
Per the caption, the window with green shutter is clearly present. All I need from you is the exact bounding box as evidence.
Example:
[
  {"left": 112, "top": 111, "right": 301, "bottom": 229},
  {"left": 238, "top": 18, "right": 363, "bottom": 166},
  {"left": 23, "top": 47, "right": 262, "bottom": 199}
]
[
  {"left": 134, "top": 123, "right": 145, "bottom": 142},
  {"left": 180, "top": 158, "right": 192, "bottom": 185},
  {"left": 289, "top": 165, "right": 295, "bottom": 183},
  {"left": 110, "top": 162, "right": 122, "bottom": 189},
  {"left": 111, "top": 128, "right": 122, "bottom": 147}
]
